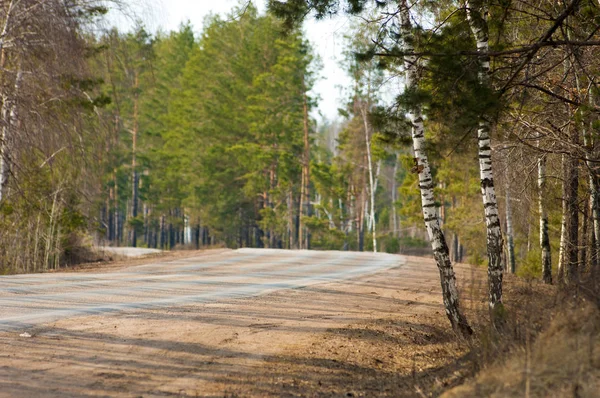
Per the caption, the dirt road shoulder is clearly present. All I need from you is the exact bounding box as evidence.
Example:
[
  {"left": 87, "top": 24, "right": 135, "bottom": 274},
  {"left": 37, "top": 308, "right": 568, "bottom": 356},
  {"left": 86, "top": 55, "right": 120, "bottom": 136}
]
[{"left": 0, "top": 255, "right": 475, "bottom": 397}]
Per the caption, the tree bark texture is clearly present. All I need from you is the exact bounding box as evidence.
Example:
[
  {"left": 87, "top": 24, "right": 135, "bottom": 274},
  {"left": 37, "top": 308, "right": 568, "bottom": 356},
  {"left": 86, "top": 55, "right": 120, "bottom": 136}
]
[
  {"left": 538, "top": 151, "right": 552, "bottom": 284},
  {"left": 361, "top": 105, "right": 378, "bottom": 252},
  {"left": 399, "top": 0, "right": 472, "bottom": 337},
  {"left": 299, "top": 90, "right": 310, "bottom": 249},
  {"left": 466, "top": 0, "right": 504, "bottom": 311},
  {"left": 130, "top": 72, "right": 140, "bottom": 248},
  {"left": 565, "top": 150, "right": 580, "bottom": 284}
]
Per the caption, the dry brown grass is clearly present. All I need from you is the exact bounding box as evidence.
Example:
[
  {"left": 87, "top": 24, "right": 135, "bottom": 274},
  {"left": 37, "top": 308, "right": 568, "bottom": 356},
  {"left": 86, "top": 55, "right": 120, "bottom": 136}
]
[
  {"left": 443, "top": 301, "right": 599, "bottom": 397},
  {"left": 443, "top": 272, "right": 600, "bottom": 398}
]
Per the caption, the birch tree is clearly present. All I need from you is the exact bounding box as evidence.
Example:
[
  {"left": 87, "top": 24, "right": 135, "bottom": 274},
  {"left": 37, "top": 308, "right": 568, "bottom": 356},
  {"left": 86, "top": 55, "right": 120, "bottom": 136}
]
[
  {"left": 538, "top": 149, "right": 552, "bottom": 284},
  {"left": 398, "top": 0, "right": 472, "bottom": 336},
  {"left": 465, "top": 0, "right": 505, "bottom": 313}
]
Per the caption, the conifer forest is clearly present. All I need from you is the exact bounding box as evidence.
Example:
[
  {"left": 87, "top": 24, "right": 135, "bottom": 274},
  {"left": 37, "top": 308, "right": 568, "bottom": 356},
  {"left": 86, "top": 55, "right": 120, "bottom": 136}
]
[{"left": 1, "top": 1, "right": 600, "bottom": 396}]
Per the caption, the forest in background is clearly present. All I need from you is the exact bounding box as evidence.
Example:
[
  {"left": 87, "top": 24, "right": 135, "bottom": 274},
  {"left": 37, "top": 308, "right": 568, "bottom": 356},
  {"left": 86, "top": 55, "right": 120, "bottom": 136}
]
[
  {"left": 0, "top": 1, "right": 437, "bottom": 274},
  {"left": 1, "top": 0, "right": 599, "bottom": 327}
]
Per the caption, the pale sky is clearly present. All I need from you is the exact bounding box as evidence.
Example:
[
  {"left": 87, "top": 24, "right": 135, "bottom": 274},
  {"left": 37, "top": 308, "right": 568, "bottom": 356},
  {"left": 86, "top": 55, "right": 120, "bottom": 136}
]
[{"left": 108, "top": 0, "right": 354, "bottom": 121}]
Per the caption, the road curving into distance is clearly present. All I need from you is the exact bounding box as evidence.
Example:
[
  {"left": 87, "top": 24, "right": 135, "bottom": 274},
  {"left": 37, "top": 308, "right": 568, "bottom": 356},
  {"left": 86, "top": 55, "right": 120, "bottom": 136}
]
[{"left": 0, "top": 249, "right": 404, "bottom": 331}]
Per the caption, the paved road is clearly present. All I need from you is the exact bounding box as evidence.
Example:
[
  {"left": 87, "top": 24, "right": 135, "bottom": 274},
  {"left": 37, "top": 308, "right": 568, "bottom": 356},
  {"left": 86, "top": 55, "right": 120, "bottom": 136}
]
[
  {"left": 98, "top": 247, "right": 163, "bottom": 257},
  {"left": 0, "top": 249, "right": 403, "bottom": 331}
]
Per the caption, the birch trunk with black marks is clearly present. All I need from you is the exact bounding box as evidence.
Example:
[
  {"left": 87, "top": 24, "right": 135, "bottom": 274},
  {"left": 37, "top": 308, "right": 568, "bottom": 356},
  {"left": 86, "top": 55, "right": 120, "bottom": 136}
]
[
  {"left": 466, "top": 0, "right": 504, "bottom": 312},
  {"left": 399, "top": 0, "right": 472, "bottom": 337},
  {"left": 538, "top": 149, "right": 552, "bottom": 284}
]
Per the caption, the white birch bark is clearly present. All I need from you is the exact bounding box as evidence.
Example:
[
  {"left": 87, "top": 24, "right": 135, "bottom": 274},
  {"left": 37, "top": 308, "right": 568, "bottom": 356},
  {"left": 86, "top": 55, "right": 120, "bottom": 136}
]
[
  {"left": 558, "top": 153, "right": 568, "bottom": 279},
  {"left": 0, "top": 69, "right": 21, "bottom": 202},
  {"left": 505, "top": 176, "right": 515, "bottom": 273},
  {"left": 538, "top": 147, "right": 552, "bottom": 284},
  {"left": 579, "top": 82, "right": 600, "bottom": 271},
  {"left": 466, "top": 0, "right": 504, "bottom": 311},
  {"left": 374, "top": 160, "right": 381, "bottom": 202},
  {"left": 399, "top": 0, "right": 472, "bottom": 337},
  {"left": 184, "top": 214, "right": 192, "bottom": 245},
  {"left": 392, "top": 153, "right": 399, "bottom": 237},
  {"left": 361, "top": 105, "right": 377, "bottom": 252}
]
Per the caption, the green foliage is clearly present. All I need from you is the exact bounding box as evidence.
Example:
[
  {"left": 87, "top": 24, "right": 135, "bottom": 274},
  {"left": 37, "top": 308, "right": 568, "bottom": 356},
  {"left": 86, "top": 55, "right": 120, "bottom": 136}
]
[
  {"left": 517, "top": 249, "right": 543, "bottom": 280},
  {"left": 87, "top": 6, "right": 316, "bottom": 248},
  {"left": 268, "top": 0, "right": 372, "bottom": 29},
  {"left": 304, "top": 216, "right": 347, "bottom": 250},
  {"left": 379, "top": 234, "right": 400, "bottom": 253}
]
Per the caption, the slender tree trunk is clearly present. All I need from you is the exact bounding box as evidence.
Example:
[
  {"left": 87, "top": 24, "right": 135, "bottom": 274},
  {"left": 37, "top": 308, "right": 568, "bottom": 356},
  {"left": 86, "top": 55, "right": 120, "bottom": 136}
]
[
  {"left": 288, "top": 190, "right": 296, "bottom": 249},
  {"left": 581, "top": 195, "right": 589, "bottom": 271},
  {"left": 159, "top": 215, "right": 165, "bottom": 249},
  {"left": 298, "top": 90, "right": 311, "bottom": 250},
  {"left": 589, "top": 93, "right": 600, "bottom": 272},
  {"left": 143, "top": 203, "right": 149, "bottom": 245},
  {"left": 452, "top": 233, "right": 460, "bottom": 263},
  {"left": 114, "top": 173, "right": 120, "bottom": 245},
  {"left": 269, "top": 167, "right": 276, "bottom": 248},
  {"left": 130, "top": 72, "right": 140, "bottom": 247},
  {"left": 298, "top": 171, "right": 304, "bottom": 249},
  {"left": 450, "top": 196, "right": 459, "bottom": 263},
  {"left": 1, "top": 96, "right": 11, "bottom": 202},
  {"left": 45, "top": 190, "right": 60, "bottom": 271},
  {"left": 565, "top": 146, "right": 580, "bottom": 284},
  {"left": 538, "top": 150, "right": 552, "bottom": 284},
  {"left": 399, "top": 0, "right": 472, "bottom": 337},
  {"left": 113, "top": 112, "right": 121, "bottom": 245},
  {"left": 466, "top": 1, "right": 504, "bottom": 313},
  {"left": 583, "top": 98, "right": 600, "bottom": 272},
  {"left": 33, "top": 213, "right": 41, "bottom": 271},
  {"left": 391, "top": 153, "right": 399, "bottom": 237},
  {"left": 107, "top": 188, "right": 114, "bottom": 241},
  {"left": 558, "top": 154, "right": 568, "bottom": 279},
  {"left": 505, "top": 172, "right": 516, "bottom": 273},
  {"left": 358, "top": 188, "right": 366, "bottom": 252},
  {"left": 361, "top": 105, "right": 377, "bottom": 252}
]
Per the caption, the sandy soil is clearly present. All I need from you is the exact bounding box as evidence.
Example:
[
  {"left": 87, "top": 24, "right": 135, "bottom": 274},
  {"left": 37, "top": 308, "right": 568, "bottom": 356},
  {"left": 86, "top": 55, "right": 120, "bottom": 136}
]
[{"left": 0, "top": 252, "right": 478, "bottom": 397}]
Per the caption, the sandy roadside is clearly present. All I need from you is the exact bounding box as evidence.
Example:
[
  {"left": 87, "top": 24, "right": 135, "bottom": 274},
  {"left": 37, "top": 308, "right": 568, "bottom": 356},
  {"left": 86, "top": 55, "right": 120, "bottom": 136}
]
[{"left": 0, "top": 255, "right": 477, "bottom": 397}]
